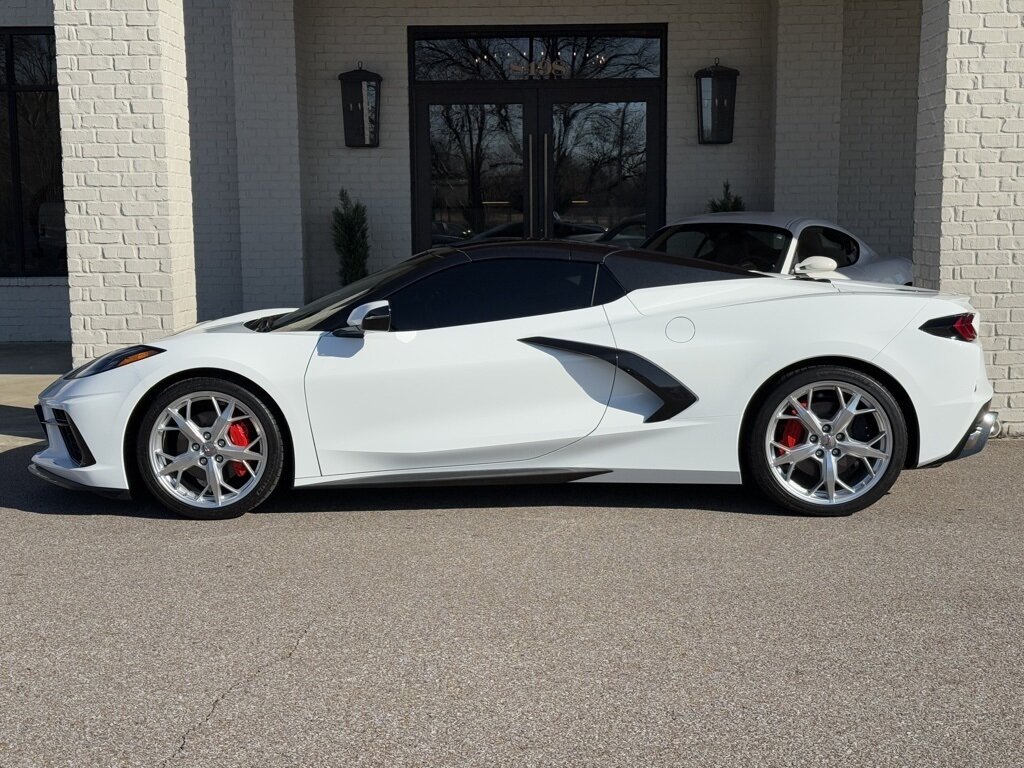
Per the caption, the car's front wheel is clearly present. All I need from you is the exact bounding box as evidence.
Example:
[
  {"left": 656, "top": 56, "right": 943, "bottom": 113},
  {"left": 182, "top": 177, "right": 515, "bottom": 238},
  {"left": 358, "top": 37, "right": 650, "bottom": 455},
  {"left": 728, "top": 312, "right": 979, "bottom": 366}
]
[
  {"left": 745, "top": 366, "right": 908, "bottom": 516},
  {"left": 136, "top": 377, "right": 284, "bottom": 519}
]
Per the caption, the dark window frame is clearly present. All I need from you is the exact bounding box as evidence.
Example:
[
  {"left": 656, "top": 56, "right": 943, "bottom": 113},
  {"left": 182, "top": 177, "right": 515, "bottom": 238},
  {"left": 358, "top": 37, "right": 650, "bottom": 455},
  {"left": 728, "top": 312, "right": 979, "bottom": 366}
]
[
  {"left": 407, "top": 24, "right": 668, "bottom": 253},
  {"left": 0, "top": 26, "right": 64, "bottom": 278}
]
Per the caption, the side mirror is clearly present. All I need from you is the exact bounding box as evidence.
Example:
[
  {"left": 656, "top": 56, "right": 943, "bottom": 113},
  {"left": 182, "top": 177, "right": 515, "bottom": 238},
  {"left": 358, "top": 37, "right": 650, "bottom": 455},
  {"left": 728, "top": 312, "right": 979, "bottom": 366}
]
[
  {"left": 794, "top": 255, "right": 840, "bottom": 275},
  {"left": 342, "top": 300, "right": 391, "bottom": 334}
]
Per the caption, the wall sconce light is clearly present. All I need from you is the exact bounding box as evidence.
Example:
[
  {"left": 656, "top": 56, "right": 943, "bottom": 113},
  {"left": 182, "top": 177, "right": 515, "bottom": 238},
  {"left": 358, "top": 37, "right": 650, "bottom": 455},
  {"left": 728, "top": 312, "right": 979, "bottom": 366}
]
[
  {"left": 338, "top": 63, "right": 382, "bottom": 148},
  {"left": 694, "top": 59, "right": 739, "bottom": 145}
]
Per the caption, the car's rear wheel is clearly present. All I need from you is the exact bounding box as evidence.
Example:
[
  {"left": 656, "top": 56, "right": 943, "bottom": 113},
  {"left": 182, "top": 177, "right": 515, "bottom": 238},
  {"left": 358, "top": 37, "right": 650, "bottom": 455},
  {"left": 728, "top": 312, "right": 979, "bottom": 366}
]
[
  {"left": 136, "top": 378, "right": 284, "bottom": 519},
  {"left": 745, "top": 366, "right": 907, "bottom": 516}
]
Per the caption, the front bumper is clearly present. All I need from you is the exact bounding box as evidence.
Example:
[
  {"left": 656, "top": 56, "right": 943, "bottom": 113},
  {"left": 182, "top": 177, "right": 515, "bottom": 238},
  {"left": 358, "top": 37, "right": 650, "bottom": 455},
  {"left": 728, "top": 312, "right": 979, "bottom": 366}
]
[
  {"left": 28, "top": 463, "right": 131, "bottom": 499},
  {"left": 925, "top": 403, "right": 998, "bottom": 468},
  {"left": 30, "top": 374, "right": 135, "bottom": 493}
]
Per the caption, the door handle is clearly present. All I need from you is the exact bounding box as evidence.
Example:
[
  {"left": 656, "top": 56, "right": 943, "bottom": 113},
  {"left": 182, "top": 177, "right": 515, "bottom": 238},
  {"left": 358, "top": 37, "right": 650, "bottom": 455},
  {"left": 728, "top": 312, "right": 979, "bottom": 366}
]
[
  {"left": 527, "top": 133, "right": 535, "bottom": 239},
  {"left": 543, "top": 133, "right": 550, "bottom": 239}
]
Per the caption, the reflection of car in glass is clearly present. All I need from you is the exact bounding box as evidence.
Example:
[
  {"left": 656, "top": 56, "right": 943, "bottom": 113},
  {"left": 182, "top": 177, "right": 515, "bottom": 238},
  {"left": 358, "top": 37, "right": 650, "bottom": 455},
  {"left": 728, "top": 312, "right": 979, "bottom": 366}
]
[
  {"left": 644, "top": 213, "right": 913, "bottom": 285},
  {"left": 32, "top": 240, "right": 993, "bottom": 521},
  {"left": 465, "top": 219, "right": 606, "bottom": 242},
  {"left": 430, "top": 221, "right": 472, "bottom": 246},
  {"left": 570, "top": 214, "right": 648, "bottom": 248}
]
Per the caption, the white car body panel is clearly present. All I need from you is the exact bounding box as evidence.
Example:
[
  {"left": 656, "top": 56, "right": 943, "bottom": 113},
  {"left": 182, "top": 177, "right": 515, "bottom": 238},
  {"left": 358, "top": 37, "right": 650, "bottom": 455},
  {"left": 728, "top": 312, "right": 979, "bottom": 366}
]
[
  {"left": 31, "top": 249, "right": 991, "bottom": 500},
  {"left": 305, "top": 305, "right": 615, "bottom": 475}
]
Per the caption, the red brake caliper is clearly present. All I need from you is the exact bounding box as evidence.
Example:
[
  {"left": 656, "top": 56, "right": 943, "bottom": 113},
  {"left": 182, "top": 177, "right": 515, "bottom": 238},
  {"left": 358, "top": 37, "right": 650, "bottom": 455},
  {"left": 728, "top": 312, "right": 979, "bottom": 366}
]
[
  {"left": 777, "top": 401, "right": 806, "bottom": 454},
  {"left": 226, "top": 421, "right": 252, "bottom": 479}
]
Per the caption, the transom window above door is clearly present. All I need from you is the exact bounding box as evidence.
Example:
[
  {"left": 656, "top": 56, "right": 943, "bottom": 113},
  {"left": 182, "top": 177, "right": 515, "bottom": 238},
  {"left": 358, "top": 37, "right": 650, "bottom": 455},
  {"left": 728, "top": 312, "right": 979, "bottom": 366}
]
[{"left": 413, "top": 32, "right": 661, "bottom": 81}]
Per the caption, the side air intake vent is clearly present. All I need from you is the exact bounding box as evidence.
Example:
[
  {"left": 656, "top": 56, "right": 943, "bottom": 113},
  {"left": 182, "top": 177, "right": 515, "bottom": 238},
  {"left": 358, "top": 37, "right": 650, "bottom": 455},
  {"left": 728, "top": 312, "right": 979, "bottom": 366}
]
[{"left": 52, "top": 409, "right": 96, "bottom": 467}]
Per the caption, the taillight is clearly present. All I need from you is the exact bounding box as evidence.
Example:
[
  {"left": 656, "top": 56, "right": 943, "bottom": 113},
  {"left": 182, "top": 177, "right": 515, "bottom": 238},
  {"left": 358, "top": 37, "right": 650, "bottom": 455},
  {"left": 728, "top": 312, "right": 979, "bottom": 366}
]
[{"left": 920, "top": 313, "right": 978, "bottom": 342}]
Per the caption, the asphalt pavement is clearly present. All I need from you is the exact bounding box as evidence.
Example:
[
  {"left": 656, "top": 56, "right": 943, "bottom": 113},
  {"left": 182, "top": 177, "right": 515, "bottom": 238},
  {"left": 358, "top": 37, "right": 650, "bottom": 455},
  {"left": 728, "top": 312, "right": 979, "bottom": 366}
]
[{"left": 1, "top": 417, "right": 1022, "bottom": 766}]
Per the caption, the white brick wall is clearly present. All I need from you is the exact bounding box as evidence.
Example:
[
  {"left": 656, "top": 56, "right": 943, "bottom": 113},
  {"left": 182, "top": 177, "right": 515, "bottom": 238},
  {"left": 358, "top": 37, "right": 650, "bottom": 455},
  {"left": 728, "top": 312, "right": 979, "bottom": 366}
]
[
  {"left": 773, "top": 0, "right": 844, "bottom": 218},
  {"left": 53, "top": 0, "right": 196, "bottom": 365},
  {"left": 294, "top": 0, "right": 776, "bottom": 297},
  {"left": 183, "top": 0, "right": 242, "bottom": 320},
  {"left": 914, "top": 0, "right": 1024, "bottom": 434},
  {"left": 838, "top": 0, "right": 920, "bottom": 260},
  {"left": 230, "top": 0, "right": 305, "bottom": 310}
]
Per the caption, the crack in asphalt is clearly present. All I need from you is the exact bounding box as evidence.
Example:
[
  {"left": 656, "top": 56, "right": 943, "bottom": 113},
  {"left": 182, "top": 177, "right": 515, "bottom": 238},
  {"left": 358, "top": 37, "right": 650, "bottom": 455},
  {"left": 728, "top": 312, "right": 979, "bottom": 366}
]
[{"left": 159, "top": 619, "right": 316, "bottom": 765}]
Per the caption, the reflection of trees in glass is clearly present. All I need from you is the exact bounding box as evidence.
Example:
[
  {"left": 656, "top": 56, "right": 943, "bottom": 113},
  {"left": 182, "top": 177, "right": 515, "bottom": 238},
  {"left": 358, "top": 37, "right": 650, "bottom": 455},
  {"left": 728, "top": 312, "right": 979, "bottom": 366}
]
[
  {"left": 536, "top": 37, "right": 659, "bottom": 80},
  {"left": 18, "top": 92, "right": 64, "bottom": 269},
  {"left": 416, "top": 38, "right": 529, "bottom": 81},
  {"left": 13, "top": 35, "right": 57, "bottom": 86},
  {"left": 415, "top": 36, "right": 659, "bottom": 81},
  {"left": 552, "top": 102, "right": 646, "bottom": 226},
  {"left": 429, "top": 104, "right": 523, "bottom": 234}
]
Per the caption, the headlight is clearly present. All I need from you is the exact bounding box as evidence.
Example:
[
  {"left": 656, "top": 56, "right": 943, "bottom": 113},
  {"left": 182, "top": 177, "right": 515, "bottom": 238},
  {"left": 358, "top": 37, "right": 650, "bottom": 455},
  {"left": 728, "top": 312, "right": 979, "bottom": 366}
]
[{"left": 65, "top": 345, "right": 165, "bottom": 379}]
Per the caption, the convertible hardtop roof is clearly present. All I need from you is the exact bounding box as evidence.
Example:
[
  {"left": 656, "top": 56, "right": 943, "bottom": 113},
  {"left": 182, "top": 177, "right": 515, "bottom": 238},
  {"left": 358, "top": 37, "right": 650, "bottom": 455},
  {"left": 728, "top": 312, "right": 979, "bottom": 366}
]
[{"left": 430, "top": 238, "right": 761, "bottom": 278}]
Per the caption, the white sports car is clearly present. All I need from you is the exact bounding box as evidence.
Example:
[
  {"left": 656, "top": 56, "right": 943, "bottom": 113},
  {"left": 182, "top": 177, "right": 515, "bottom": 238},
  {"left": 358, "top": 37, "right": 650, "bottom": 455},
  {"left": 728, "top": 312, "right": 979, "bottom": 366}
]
[
  {"left": 30, "top": 241, "right": 994, "bottom": 520},
  {"left": 643, "top": 212, "right": 915, "bottom": 285}
]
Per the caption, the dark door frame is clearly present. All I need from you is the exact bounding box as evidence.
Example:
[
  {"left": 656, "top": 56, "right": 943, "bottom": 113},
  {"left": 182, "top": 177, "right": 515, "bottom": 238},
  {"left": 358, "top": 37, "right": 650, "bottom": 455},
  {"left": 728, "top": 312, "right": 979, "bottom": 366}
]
[{"left": 408, "top": 23, "right": 668, "bottom": 253}]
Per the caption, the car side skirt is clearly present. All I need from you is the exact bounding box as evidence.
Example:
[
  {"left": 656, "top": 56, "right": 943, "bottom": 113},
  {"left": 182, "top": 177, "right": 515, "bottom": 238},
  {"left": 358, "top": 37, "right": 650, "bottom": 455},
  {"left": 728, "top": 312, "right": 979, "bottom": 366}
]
[{"left": 295, "top": 466, "right": 742, "bottom": 489}]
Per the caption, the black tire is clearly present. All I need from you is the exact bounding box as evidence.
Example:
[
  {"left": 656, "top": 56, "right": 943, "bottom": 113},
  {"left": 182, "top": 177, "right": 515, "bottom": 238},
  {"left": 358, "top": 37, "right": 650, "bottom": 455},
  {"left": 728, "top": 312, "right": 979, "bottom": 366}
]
[
  {"left": 135, "top": 377, "right": 285, "bottom": 519},
  {"left": 744, "top": 365, "right": 908, "bottom": 516}
]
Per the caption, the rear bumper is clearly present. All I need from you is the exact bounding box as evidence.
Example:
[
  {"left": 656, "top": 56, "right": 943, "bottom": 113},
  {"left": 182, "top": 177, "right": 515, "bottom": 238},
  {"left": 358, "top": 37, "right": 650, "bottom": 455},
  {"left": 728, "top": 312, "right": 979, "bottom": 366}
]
[{"left": 924, "top": 402, "right": 997, "bottom": 468}]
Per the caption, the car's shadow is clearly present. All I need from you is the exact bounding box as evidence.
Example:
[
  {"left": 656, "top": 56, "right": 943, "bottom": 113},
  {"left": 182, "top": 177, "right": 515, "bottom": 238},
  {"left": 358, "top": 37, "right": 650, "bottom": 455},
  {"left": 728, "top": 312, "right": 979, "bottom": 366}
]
[{"left": 1, "top": 441, "right": 785, "bottom": 519}]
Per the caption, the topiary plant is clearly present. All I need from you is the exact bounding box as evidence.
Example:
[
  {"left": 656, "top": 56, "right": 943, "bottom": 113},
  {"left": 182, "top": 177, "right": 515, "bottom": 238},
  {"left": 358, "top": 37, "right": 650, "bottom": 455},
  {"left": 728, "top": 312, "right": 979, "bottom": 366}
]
[
  {"left": 332, "top": 188, "right": 369, "bottom": 285},
  {"left": 706, "top": 180, "right": 745, "bottom": 213}
]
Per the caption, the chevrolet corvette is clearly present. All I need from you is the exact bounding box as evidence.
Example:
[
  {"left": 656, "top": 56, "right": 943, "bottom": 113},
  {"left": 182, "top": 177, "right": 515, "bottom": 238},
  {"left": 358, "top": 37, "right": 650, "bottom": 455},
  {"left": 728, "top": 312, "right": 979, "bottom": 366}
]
[{"left": 30, "top": 240, "right": 995, "bottom": 519}]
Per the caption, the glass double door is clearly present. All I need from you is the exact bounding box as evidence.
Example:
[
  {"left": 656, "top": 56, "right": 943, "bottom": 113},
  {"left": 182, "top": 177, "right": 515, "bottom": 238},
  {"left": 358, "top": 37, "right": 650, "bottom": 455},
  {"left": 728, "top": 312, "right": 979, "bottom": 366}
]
[{"left": 413, "top": 83, "right": 664, "bottom": 251}]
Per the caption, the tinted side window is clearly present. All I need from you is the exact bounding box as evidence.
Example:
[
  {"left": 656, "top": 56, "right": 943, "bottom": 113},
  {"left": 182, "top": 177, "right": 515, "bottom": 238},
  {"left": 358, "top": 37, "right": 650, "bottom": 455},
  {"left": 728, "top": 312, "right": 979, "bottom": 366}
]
[
  {"left": 796, "top": 227, "right": 859, "bottom": 268},
  {"left": 389, "top": 259, "right": 597, "bottom": 331},
  {"left": 657, "top": 229, "right": 707, "bottom": 258},
  {"left": 650, "top": 225, "right": 791, "bottom": 272},
  {"left": 605, "top": 252, "right": 756, "bottom": 293}
]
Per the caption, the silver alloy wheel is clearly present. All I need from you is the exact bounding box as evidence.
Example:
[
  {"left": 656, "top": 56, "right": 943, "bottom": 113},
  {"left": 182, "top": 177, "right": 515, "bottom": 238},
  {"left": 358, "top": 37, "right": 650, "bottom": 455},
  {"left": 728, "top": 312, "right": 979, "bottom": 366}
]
[
  {"left": 148, "top": 391, "right": 267, "bottom": 509},
  {"left": 763, "top": 380, "right": 892, "bottom": 506}
]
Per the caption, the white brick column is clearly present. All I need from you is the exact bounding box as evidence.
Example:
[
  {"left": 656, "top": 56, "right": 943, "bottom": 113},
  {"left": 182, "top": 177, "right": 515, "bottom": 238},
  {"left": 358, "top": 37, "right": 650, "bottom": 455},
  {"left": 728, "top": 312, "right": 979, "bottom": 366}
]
[
  {"left": 53, "top": 0, "right": 196, "bottom": 365},
  {"left": 230, "top": 0, "right": 305, "bottom": 309},
  {"left": 772, "top": 0, "right": 844, "bottom": 217},
  {"left": 913, "top": 0, "right": 1024, "bottom": 434}
]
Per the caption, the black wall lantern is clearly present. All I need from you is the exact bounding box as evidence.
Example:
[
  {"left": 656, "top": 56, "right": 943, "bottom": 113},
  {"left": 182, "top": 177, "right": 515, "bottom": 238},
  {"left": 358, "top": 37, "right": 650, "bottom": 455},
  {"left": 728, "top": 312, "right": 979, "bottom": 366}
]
[
  {"left": 338, "top": 62, "right": 382, "bottom": 148},
  {"left": 694, "top": 59, "right": 739, "bottom": 145}
]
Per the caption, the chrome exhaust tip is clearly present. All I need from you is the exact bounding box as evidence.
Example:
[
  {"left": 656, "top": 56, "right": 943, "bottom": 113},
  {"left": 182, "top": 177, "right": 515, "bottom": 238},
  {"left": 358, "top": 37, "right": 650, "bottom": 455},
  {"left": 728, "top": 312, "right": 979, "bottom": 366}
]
[{"left": 987, "top": 412, "right": 1002, "bottom": 438}]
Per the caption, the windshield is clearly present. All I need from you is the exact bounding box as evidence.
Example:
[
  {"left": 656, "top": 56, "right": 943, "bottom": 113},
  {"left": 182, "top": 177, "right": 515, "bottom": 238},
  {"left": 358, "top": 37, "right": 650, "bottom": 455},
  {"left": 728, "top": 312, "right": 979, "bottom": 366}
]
[
  {"left": 644, "top": 224, "right": 792, "bottom": 273},
  {"left": 270, "top": 252, "right": 440, "bottom": 332}
]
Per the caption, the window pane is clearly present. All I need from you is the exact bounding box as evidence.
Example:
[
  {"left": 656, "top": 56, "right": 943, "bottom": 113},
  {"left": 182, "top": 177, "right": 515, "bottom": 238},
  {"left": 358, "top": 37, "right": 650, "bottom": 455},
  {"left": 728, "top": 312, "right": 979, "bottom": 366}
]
[
  {"left": 0, "top": 105, "right": 16, "bottom": 273},
  {"left": 651, "top": 225, "right": 791, "bottom": 272},
  {"left": 13, "top": 35, "right": 57, "bottom": 87},
  {"left": 0, "top": 35, "right": 8, "bottom": 88},
  {"left": 660, "top": 230, "right": 706, "bottom": 258},
  {"left": 605, "top": 252, "right": 755, "bottom": 293},
  {"left": 551, "top": 102, "right": 646, "bottom": 233},
  {"left": 18, "top": 91, "right": 66, "bottom": 275},
  {"left": 796, "top": 227, "right": 859, "bottom": 269},
  {"left": 414, "top": 35, "right": 660, "bottom": 81},
  {"left": 415, "top": 37, "right": 531, "bottom": 81},
  {"left": 429, "top": 103, "right": 524, "bottom": 241},
  {"left": 390, "top": 259, "right": 597, "bottom": 331}
]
